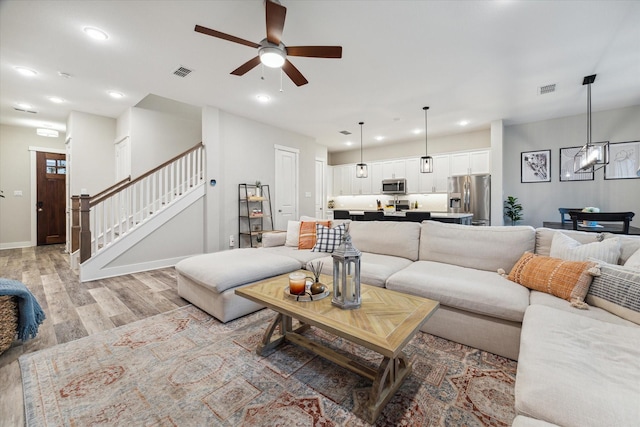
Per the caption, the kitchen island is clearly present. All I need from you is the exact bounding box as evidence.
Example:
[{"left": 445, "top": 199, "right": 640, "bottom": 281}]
[{"left": 335, "top": 210, "right": 473, "bottom": 224}]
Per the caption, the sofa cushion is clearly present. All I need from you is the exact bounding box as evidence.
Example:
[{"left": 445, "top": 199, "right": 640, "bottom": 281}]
[
  {"left": 419, "top": 221, "right": 535, "bottom": 272},
  {"left": 260, "top": 246, "right": 327, "bottom": 268},
  {"left": 625, "top": 248, "right": 640, "bottom": 269},
  {"left": 549, "top": 232, "right": 621, "bottom": 264},
  {"left": 508, "top": 252, "right": 598, "bottom": 306},
  {"left": 312, "top": 223, "right": 345, "bottom": 253},
  {"left": 310, "top": 252, "right": 413, "bottom": 288},
  {"left": 175, "top": 249, "right": 300, "bottom": 293},
  {"left": 284, "top": 220, "right": 301, "bottom": 247},
  {"left": 386, "top": 260, "right": 530, "bottom": 322},
  {"left": 535, "top": 227, "right": 603, "bottom": 257},
  {"left": 516, "top": 305, "right": 640, "bottom": 427},
  {"left": 586, "top": 262, "right": 640, "bottom": 324},
  {"left": 529, "top": 290, "right": 638, "bottom": 327},
  {"left": 605, "top": 234, "right": 640, "bottom": 265},
  {"left": 298, "top": 220, "right": 330, "bottom": 249},
  {"left": 348, "top": 220, "right": 420, "bottom": 261},
  {"left": 262, "top": 231, "right": 286, "bottom": 248},
  {"left": 511, "top": 415, "right": 560, "bottom": 427}
]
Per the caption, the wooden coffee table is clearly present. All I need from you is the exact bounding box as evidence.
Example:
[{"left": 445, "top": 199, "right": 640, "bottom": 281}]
[{"left": 235, "top": 271, "right": 439, "bottom": 423}]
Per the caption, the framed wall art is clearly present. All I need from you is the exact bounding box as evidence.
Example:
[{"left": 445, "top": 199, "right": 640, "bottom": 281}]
[
  {"left": 521, "top": 149, "right": 551, "bottom": 183},
  {"left": 559, "top": 146, "right": 594, "bottom": 182},
  {"left": 605, "top": 140, "right": 640, "bottom": 180}
]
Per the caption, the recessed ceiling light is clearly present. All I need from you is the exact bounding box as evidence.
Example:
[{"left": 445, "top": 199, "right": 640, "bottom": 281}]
[
  {"left": 37, "top": 128, "right": 59, "bottom": 138},
  {"left": 83, "top": 26, "right": 109, "bottom": 40},
  {"left": 108, "top": 91, "right": 124, "bottom": 99},
  {"left": 344, "top": 141, "right": 353, "bottom": 146},
  {"left": 14, "top": 66, "right": 38, "bottom": 77},
  {"left": 48, "top": 96, "right": 65, "bottom": 103},
  {"left": 256, "top": 94, "right": 270, "bottom": 103},
  {"left": 375, "top": 136, "right": 384, "bottom": 141},
  {"left": 16, "top": 102, "right": 32, "bottom": 109},
  {"left": 412, "top": 129, "right": 422, "bottom": 135},
  {"left": 458, "top": 120, "right": 469, "bottom": 126}
]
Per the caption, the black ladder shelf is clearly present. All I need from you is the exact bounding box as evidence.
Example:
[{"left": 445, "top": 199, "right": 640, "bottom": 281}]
[{"left": 238, "top": 183, "right": 275, "bottom": 248}]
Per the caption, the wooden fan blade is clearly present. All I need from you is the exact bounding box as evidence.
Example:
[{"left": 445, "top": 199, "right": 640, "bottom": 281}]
[
  {"left": 231, "top": 56, "right": 261, "bottom": 76},
  {"left": 195, "top": 24, "right": 260, "bottom": 49},
  {"left": 265, "top": 0, "right": 286, "bottom": 45},
  {"left": 286, "top": 46, "right": 342, "bottom": 58},
  {"left": 282, "top": 60, "right": 308, "bottom": 86}
]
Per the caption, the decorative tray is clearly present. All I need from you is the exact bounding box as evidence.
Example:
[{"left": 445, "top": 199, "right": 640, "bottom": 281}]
[{"left": 284, "top": 286, "right": 331, "bottom": 302}]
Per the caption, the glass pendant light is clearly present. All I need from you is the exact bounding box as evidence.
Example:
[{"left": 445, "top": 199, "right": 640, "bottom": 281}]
[
  {"left": 356, "top": 121, "right": 368, "bottom": 178},
  {"left": 574, "top": 75, "right": 609, "bottom": 173},
  {"left": 420, "top": 106, "right": 433, "bottom": 173}
]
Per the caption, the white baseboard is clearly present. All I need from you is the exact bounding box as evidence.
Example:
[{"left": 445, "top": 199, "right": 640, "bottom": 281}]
[{"left": 0, "top": 241, "right": 33, "bottom": 250}]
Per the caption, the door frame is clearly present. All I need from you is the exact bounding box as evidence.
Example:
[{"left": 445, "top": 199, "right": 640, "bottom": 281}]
[
  {"left": 315, "top": 157, "right": 326, "bottom": 219},
  {"left": 29, "top": 146, "right": 66, "bottom": 247},
  {"left": 274, "top": 144, "right": 299, "bottom": 229}
]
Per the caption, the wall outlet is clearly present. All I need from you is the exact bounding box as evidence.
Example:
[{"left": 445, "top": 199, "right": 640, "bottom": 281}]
[{"left": 229, "top": 235, "right": 235, "bottom": 247}]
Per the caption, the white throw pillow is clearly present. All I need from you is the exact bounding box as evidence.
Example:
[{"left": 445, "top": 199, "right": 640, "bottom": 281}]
[
  {"left": 550, "top": 232, "right": 621, "bottom": 264},
  {"left": 284, "top": 221, "right": 301, "bottom": 247},
  {"left": 625, "top": 248, "right": 640, "bottom": 271}
]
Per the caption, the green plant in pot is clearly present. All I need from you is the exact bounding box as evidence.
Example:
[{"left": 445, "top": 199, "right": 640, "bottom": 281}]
[{"left": 504, "top": 196, "right": 523, "bottom": 226}]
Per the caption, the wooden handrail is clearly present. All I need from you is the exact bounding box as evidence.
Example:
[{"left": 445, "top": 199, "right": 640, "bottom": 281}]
[
  {"left": 90, "top": 142, "right": 203, "bottom": 207},
  {"left": 89, "top": 176, "right": 131, "bottom": 202}
]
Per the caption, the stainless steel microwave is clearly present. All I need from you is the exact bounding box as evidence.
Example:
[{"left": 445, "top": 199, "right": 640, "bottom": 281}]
[{"left": 382, "top": 178, "right": 407, "bottom": 194}]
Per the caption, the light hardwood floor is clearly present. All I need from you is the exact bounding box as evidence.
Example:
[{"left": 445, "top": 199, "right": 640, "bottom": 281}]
[{"left": 0, "top": 245, "right": 189, "bottom": 427}]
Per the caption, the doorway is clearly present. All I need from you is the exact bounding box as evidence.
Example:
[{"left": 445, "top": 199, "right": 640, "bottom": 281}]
[
  {"left": 274, "top": 145, "right": 299, "bottom": 230},
  {"left": 315, "top": 158, "right": 326, "bottom": 219},
  {"left": 36, "top": 151, "right": 66, "bottom": 245}
]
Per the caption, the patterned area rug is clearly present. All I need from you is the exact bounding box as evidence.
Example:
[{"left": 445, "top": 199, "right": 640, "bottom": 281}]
[{"left": 20, "top": 305, "right": 517, "bottom": 426}]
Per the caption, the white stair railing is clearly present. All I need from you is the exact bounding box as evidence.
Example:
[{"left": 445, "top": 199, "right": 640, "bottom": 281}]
[{"left": 76, "top": 143, "right": 204, "bottom": 263}]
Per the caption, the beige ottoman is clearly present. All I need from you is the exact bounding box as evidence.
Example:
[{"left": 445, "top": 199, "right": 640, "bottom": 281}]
[{"left": 175, "top": 249, "right": 300, "bottom": 323}]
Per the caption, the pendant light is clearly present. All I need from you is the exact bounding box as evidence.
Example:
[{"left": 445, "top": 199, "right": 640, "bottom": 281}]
[
  {"left": 356, "top": 121, "right": 368, "bottom": 178},
  {"left": 420, "top": 106, "right": 433, "bottom": 173},
  {"left": 574, "top": 74, "right": 609, "bottom": 173}
]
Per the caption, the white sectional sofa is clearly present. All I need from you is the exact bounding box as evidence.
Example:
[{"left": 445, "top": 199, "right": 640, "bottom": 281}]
[{"left": 175, "top": 219, "right": 640, "bottom": 427}]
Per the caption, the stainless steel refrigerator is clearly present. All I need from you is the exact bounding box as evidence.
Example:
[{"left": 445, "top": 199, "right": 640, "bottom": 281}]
[{"left": 447, "top": 174, "right": 491, "bottom": 226}]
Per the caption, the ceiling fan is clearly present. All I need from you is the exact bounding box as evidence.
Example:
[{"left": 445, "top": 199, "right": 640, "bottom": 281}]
[{"left": 195, "top": 0, "right": 342, "bottom": 86}]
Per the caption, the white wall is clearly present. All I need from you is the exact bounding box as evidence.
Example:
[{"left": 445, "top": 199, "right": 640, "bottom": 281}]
[
  {"left": 202, "top": 106, "right": 327, "bottom": 252},
  {"left": 329, "top": 128, "right": 490, "bottom": 165},
  {"left": 503, "top": 105, "right": 640, "bottom": 228},
  {"left": 129, "top": 107, "right": 202, "bottom": 178},
  {"left": 67, "top": 111, "right": 116, "bottom": 196},
  {"left": 0, "top": 124, "right": 66, "bottom": 248}
]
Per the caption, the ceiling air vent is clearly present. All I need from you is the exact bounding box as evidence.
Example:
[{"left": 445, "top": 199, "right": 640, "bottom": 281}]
[
  {"left": 339, "top": 130, "right": 352, "bottom": 135},
  {"left": 173, "top": 66, "right": 193, "bottom": 78},
  {"left": 538, "top": 83, "right": 556, "bottom": 95},
  {"left": 14, "top": 107, "right": 37, "bottom": 114}
]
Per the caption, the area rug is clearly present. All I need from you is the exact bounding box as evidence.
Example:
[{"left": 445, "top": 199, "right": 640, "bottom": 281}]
[{"left": 19, "top": 305, "right": 517, "bottom": 426}]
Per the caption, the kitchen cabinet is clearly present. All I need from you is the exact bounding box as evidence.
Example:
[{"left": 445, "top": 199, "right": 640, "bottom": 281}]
[
  {"left": 370, "top": 162, "right": 383, "bottom": 194},
  {"left": 405, "top": 158, "right": 420, "bottom": 193},
  {"left": 418, "top": 155, "right": 450, "bottom": 193},
  {"left": 351, "top": 166, "right": 372, "bottom": 195},
  {"left": 450, "top": 150, "right": 490, "bottom": 176},
  {"left": 332, "top": 165, "right": 352, "bottom": 196},
  {"left": 382, "top": 160, "right": 406, "bottom": 179}
]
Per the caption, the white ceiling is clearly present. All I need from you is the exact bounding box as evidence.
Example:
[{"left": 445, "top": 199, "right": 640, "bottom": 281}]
[{"left": 1, "top": 1, "right": 639, "bottom": 152}]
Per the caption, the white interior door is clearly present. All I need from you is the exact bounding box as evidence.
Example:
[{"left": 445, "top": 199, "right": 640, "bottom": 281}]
[
  {"left": 274, "top": 146, "right": 299, "bottom": 230},
  {"left": 315, "top": 158, "right": 325, "bottom": 219},
  {"left": 115, "top": 136, "right": 131, "bottom": 181}
]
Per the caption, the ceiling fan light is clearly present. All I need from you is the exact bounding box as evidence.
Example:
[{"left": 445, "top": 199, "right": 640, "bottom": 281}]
[{"left": 259, "top": 48, "right": 285, "bottom": 68}]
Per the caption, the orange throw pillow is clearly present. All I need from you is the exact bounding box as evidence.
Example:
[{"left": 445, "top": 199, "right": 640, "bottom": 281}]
[
  {"left": 298, "top": 220, "right": 331, "bottom": 249},
  {"left": 507, "top": 252, "right": 599, "bottom": 307}
]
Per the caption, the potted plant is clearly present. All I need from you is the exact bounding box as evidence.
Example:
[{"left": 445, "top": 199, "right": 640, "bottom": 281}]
[{"left": 504, "top": 196, "right": 523, "bottom": 226}]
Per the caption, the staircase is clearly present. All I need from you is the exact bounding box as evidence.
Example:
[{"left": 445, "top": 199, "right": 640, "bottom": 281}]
[{"left": 72, "top": 143, "right": 205, "bottom": 282}]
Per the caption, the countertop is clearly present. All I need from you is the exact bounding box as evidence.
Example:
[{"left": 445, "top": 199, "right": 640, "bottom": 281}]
[{"left": 345, "top": 210, "right": 473, "bottom": 218}]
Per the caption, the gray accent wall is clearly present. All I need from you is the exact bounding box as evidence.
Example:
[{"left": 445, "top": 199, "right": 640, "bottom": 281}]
[{"left": 503, "top": 105, "right": 640, "bottom": 228}]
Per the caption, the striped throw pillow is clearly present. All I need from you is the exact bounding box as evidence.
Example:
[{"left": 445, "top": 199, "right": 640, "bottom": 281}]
[
  {"left": 298, "top": 220, "right": 331, "bottom": 249},
  {"left": 550, "top": 232, "right": 621, "bottom": 264},
  {"left": 586, "top": 262, "right": 640, "bottom": 324}
]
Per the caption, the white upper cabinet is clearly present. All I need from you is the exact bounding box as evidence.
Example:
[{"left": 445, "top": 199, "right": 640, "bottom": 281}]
[
  {"left": 450, "top": 150, "right": 490, "bottom": 175},
  {"left": 405, "top": 158, "right": 420, "bottom": 193},
  {"left": 418, "top": 154, "right": 450, "bottom": 193},
  {"left": 382, "top": 160, "right": 406, "bottom": 179},
  {"left": 332, "top": 165, "right": 352, "bottom": 196},
  {"left": 370, "top": 162, "right": 383, "bottom": 194},
  {"left": 351, "top": 165, "right": 372, "bottom": 195}
]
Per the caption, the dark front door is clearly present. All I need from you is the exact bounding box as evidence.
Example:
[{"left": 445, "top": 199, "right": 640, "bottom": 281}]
[{"left": 37, "top": 151, "right": 66, "bottom": 245}]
